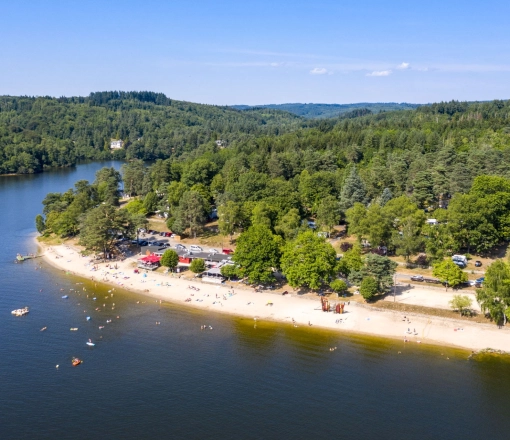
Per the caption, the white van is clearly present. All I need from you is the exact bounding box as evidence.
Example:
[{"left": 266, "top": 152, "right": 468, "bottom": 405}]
[
  {"left": 190, "top": 245, "right": 203, "bottom": 252},
  {"left": 452, "top": 254, "right": 467, "bottom": 267}
]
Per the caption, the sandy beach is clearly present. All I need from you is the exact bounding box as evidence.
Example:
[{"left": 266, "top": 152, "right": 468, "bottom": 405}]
[{"left": 38, "top": 242, "right": 510, "bottom": 352}]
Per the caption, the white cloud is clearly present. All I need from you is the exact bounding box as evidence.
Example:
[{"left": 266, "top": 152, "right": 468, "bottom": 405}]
[
  {"left": 366, "top": 70, "right": 392, "bottom": 77},
  {"left": 397, "top": 62, "right": 410, "bottom": 70},
  {"left": 310, "top": 67, "right": 329, "bottom": 75},
  {"left": 270, "top": 62, "right": 283, "bottom": 67}
]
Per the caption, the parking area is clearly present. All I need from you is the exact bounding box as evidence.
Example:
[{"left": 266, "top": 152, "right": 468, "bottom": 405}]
[{"left": 131, "top": 228, "right": 233, "bottom": 266}]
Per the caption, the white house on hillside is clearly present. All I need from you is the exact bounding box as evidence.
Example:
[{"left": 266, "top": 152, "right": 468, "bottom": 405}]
[{"left": 110, "top": 139, "right": 124, "bottom": 149}]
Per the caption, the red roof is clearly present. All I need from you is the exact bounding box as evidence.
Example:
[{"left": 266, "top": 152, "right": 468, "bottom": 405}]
[{"left": 139, "top": 255, "right": 161, "bottom": 263}]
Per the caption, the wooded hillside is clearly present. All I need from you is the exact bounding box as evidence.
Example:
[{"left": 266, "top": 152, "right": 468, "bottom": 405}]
[{"left": 0, "top": 91, "right": 303, "bottom": 174}]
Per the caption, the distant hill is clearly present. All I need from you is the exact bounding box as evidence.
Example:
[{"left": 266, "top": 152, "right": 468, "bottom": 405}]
[
  {"left": 0, "top": 91, "right": 304, "bottom": 174},
  {"left": 232, "top": 102, "right": 419, "bottom": 119}
]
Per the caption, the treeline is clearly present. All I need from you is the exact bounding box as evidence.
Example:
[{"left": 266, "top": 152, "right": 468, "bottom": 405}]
[
  {"left": 232, "top": 102, "right": 419, "bottom": 118},
  {"left": 0, "top": 92, "right": 303, "bottom": 174}
]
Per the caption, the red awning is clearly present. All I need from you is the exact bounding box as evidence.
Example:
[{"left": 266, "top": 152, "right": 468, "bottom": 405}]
[{"left": 139, "top": 255, "right": 161, "bottom": 263}]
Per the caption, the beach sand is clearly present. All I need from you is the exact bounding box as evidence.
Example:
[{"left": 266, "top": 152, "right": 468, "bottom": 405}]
[{"left": 38, "top": 242, "right": 510, "bottom": 352}]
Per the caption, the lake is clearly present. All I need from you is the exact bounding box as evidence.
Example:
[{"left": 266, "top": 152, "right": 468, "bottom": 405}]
[{"left": 1, "top": 162, "right": 510, "bottom": 439}]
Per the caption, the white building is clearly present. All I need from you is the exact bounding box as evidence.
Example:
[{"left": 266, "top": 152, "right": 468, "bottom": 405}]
[{"left": 110, "top": 139, "right": 124, "bottom": 149}]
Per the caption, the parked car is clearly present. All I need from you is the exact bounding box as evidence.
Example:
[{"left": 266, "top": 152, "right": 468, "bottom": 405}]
[
  {"left": 176, "top": 244, "right": 187, "bottom": 250},
  {"left": 222, "top": 248, "right": 234, "bottom": 255},
  {"left": 190, "top": 245, "right": 203, "bottom": 252},
  {"left": 209, "top": 248, "right": 219, "bottom": 254},
  {"left": 475, "top": 260, "right": 482, "bottom": 267},
  {"left": 138, "top": 240, "right": 148, "bottom": 247},
  {"left": 170, "top": 233, "right": 177, "bottom": 238},
  {"left": 476, "top": 277, "right": 485, "bottom": 283},
  {"left": 411, "top": 275, "right": 424, "bottom": 281}
]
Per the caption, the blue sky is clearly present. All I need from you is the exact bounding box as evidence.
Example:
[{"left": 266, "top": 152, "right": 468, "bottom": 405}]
[{"left": 1, "top": 0, "right": 509, "bottom": 104}]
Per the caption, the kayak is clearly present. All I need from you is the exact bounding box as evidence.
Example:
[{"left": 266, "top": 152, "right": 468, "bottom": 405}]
[{"left": 72, "top": 357, "right": 82, "bottom": 366}]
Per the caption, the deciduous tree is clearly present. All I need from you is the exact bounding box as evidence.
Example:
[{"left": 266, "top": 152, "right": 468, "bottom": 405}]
[
  {"left": 360, "top": 277, "right": 378, "bottom": 301},
  {"left": 432, "top": 259, "right": 468, "bottom": 290},
  {"left": 160, "top": 249, "right": 179, "bottom": 271},
  {"left": 190, "top": 258, "right": 206, "bottom": 274},
  {"left": 449, "top": 295, "right": 473, "bottom": 316},
  {"left": 329, "top": 279, "right": 348, "bottom": 295},
  {"left": 218, "top": 201, "right": 241, "bottom": 243},
  {"left": 476, "top": 260, "right": 510, "bottom": 325},
  {"left": 233, "top": 225, "right": 282, "bottom": 283},
  {"left": 281, "top": 231, "right": 337, "bottom": 290}
]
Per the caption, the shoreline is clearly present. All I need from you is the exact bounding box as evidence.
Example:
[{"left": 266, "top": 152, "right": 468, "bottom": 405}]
[{"left": 36, "top": 239, "right": 510, "bottom": 352}]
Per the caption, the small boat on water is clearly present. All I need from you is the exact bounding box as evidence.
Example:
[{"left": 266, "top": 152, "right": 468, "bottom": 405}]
[
  {"left": 11, "top": 307, "right": 29, "bottom": 316},
  {"left": 62, "top": 295, "right": 69, "bottom": 299},
  {"left": 86, "top": 316, "right": 91, "bottom": 321},
  {"left": 40, "top": 327, "right": 47, "bottom": 332},
  {"left": 70, "top": 328, "right": 78, "bottom": 331},
  {"left": 86, "top": 339, "right": 95, "bottom": 347},
  {"left": 72, "top": 357, "right": 82, "bottom": 366}
]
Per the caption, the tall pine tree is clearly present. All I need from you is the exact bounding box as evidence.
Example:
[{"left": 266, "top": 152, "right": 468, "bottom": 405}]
[{"left": 340, "top": 167, "right": 367, "bottom": 211}]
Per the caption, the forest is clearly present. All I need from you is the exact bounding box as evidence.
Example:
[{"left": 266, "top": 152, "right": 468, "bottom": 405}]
[
  {"left": 36, "top": 97, "right": 510, "bottom": 263},
  {"left": 232, "top": 102, "right": 419, "bottom": 118},
  {"left": 0, "top": 91, "right": 304, "bottom": 174},
  {"left": 35, "top": 97, "right": 510, "bottom": 313}
]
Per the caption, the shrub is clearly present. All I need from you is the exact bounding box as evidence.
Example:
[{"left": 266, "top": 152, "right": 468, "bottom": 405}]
[
  {"left": 340, "top": 242, "right": 353, "bottom": 252},
  {"left": 360, "top": 277, "right": 378, "bottom": 301},
  {"left": 414, "top": 254, "right": 429, "bottom": 267},
  {"left": 220, "top": 264, "right": 239, "bottom": 279},
  {"left": 190, "top": 258, "right": 206, "bottom": 273},
  {"left": 330, "top": 279, "right": 348, "bottom": 294}
]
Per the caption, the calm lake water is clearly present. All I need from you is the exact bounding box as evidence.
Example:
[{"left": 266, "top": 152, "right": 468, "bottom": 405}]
[{"left": 1, "top": 162, "right": 510, "bottom": 440}]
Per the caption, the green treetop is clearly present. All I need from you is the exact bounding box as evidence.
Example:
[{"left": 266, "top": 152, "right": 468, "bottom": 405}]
[
  {"left": 432, "top": 259, "right": 468, "bottom": 290},
  {"left": 160, "top": 249, "right": 179, "bottom": 271},
  {"left": 476, "top": 260, "right": 510, "bottom": 325},
  {"left": 281, "top": 230, "right": 337, "bottom": 290},
  {"left": 233, "top": 225, "right": 282, "bottom": 284}
]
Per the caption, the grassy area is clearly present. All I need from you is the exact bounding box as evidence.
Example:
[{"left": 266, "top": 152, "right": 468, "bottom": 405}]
[
  {"left": 36, "top": 234, "right": 69, "bottom": 246},
  {"left": 147, "top": 217, "right": 171, "bottom": 232},
  {"left": 370, "top": 297, "right": 490, "bottom": 324}
]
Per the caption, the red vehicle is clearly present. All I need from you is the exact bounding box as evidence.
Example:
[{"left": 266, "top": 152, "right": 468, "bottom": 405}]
[{"left": 222, "top": 248, "right": 234, "bottom": 255}]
